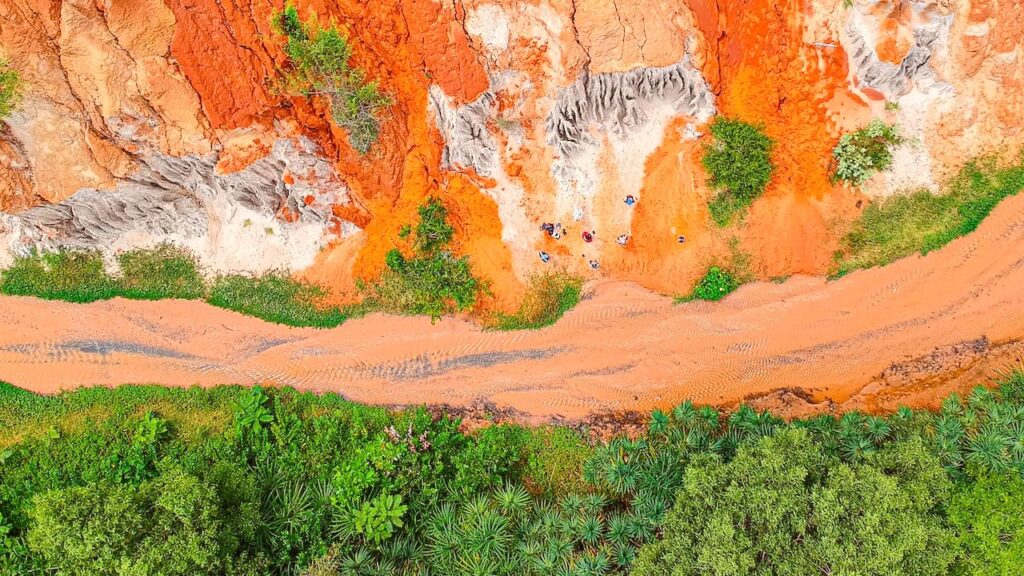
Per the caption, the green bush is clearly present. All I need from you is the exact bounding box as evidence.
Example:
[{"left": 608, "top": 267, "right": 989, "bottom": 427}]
[
  {"left": 207, "top": 273, "right": 353, "bottom": 328},
  {"left": 947, "top": 472, "right": 1024, "bottom": 574},
  {"left": 832, "top": 120, "right": 901, "bottom": 185},
  {"left": 702, "top": 118, "right": 775, "bottom": 226},
  {"left": 272, "top": 3, "right": 391, "bottom": 154},
  {"left": 363, "top": 197, "right": 483, "bottom": 320},
  {"left": 833, "top": 155, "right": 1024, "bottom": 276},
  {"left": 27, "top": 469, "right": 258, "bottom": 576},
  {"left": 633, "top": 430, "right": 956, "bottom": 576},
  {"left": 0, "top": 57, "right": 20, "bottom": 119},
  {"left": 676, "top": 266, "right": 739, "bottom": 302},
  {"left": 489, "top": 272, "right": 582, "bottom": 330}
]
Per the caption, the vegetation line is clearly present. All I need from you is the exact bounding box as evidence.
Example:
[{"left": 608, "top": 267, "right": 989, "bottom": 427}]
[
  {"left": 833, "top": 154, "right": 1024, "bottom": 277},
  {"left": 2, "top": 370, "right": 1024, "bottom": 574}
]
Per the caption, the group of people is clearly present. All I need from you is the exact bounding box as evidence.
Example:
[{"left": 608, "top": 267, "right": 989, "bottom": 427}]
[{"left": 537, "top": 194, "right": 684, "bottom": 271}]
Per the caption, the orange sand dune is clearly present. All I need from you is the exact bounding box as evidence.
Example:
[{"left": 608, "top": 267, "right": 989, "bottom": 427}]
[{"left": 2, "top": 195, "right": 1024, "bottom": 422}]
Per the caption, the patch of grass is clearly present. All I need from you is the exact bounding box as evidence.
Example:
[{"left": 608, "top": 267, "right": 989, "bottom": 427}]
[
  {"left": 702, "top": 117, "right": 775, "bottom": 227},
  {"left": 521, "top": 426, "right": 594, "bottom": 495},
  {"left": 0, "top": 251, "right": 120, "bottom": 302},
  {"left": 833, "top": 155, "right": 1024, "bottom": 277},
  {"left": 362, "top": 197, "right": 484, "bottom": 321},
  {"left": 116, "top": 244, "right": 206, "bottom": 300},
  {"left": 207, "top": 273, "right": 356, "bottom": 328},
  {"left": 272, "top": 3, "right": 391, "bottom": 154},
  {"left": 0, "top": 246, "right": 205, "bottom": 303},
  {"left": 488, "top": 272, "right": 583, "bottom": 330},
  {"left": 0, "top": 57, "right": 21, "bottom": 119},
  {"left": 0, "top": 246, "right": 362, "bottom": 328},
  {"left": 676, "top": 265, "right": 740, "bottom": 303},
  {"left": 832, "top": 120, "right": 902, "bottom": 185}
]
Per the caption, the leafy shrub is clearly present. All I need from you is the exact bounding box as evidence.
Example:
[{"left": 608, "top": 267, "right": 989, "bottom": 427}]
[
  {"left": 208, "top": 273, "right": 352, "bottom": 328},
  {"left": 676, "top": 266, "right": 739, "bottom": 302},
  {"left": 833, "top": 155, "right": 1024, "bottom": 276},
  {"left": 26, "top": 468, "right": 259, "bottom": 576},
  {"left": 832, "top": 119, "right": 901, "bottom": 185},
  {"left": 489, "top": 272, "right": 583, "bottom": 330},
  {"left": 947, "top": 472, "right": 1024, "bottom": 574},
  {"left": 0, "top": 251, "right": 118, "bottom": 302},
  {"left": 0, "top": 58, "right": 20, "bottom": 119},
  {"left": 272, "top": 3, "right": 391, "bottom": 153},
  {"left": 363, "top": 197, "right": 483, "bottom": 320},
  {"left": 633, "top": 430, "right": 956, "bottom": 576},
  {"left": 702, "top": 118, "right": 775, "bottom": 226},
  {"left": 116, "top": 244, "right": 206, "bottom": 300}
]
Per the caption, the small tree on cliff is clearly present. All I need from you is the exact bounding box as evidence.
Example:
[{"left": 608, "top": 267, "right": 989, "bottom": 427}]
[
  {"left": 702, "top": 118, "right": 775, "bottom": 226},
  {"left": 272, "top": 3, "right": 392, "bottom": 154},
  {"left": 0, "top": 57, "right": 22, "bottom": 119},
  {"left": 362, "top": 197, "right": 483, "bottom": 321}
]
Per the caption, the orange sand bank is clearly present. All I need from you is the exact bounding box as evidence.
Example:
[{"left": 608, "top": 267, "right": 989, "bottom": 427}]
[{"left": 3, "top": 194, "right": 1024, "bottom": 422}]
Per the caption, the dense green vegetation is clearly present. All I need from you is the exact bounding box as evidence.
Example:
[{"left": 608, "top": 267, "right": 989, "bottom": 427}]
[
  {"left": 0, "top": 246, "right": 352, "bottom": 328},
  {"left": 361, "top": 197, "right": 484, "bottom": 320},
  {"left": 3, "top": 371, "right": 1024, "bottom": 575},
  {"left": 488, "top": 272, "right": 582, "bottom": 330},
  {"left": 0, "top": 57, "right": 20, "bottom": 119},
  {"left": 273, "top": 3, "right": 391, "bottom": 154},
  {"left": 833, "top": 155, "right": 1024, "bottom": 276},
  {"left": 702, "top": 118, "right": 775, "bottom": 227},
  {"left": 831, "top": 120, "right": 902, "bottom": 185},
  {"left": 676, "top": 266, "right": 740, "bottom": 303}
]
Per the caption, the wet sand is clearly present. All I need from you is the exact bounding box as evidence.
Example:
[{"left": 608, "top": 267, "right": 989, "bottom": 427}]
[{"left": 2, "top": 196, "right": 1024, "bottom": 422}]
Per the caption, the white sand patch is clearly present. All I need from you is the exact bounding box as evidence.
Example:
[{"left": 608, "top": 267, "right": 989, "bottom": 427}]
[
  {"left": 466, "top": 4, "right": 510, "bottom": 51},
  {"left": 0, "top": 137, "right": 357, "bottom": 276},
  {"left": 428, "top": 85, "right": 536, "bottom": 279}
]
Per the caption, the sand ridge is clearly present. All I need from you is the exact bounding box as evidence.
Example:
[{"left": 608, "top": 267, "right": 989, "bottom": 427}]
[{"left": 2, "top": 194, "right": 1024, "bottom": 422}]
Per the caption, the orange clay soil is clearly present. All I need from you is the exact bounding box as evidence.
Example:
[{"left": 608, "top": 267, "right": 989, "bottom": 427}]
[
  {"left": 3, "top": 194, "right": 1024, "bottom": 423},
  {"left": 689, "top": 0, "right": 870, "bottom": 277},
  {"left": 164, "top": 0, "right": 519, "bottom": 306}
]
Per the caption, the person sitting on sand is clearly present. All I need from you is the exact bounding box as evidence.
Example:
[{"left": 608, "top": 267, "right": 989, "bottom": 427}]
[{"left": 677, "top": 235, "right": 686, "bottom": 244}]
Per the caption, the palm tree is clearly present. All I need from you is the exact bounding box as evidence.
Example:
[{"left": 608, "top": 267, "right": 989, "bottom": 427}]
[
  {"left": 697, "top": 405, "right": 720, "bottom": 432},
  {"left": 672, "top": 401, "right": 699, "bottom": 430},
  {"left": 1008, "top": 421, "right": 1024, "bottom": 464},
  {"left": 575, "top": 515, "right": 604, "bottom": 548},
  {"left": 838, "top": 411, "right": 864, "bottom": 437},
  {"left": 841, "top": 434, "right": 875, "bottom": 462},
  {"left": 648, "top": 409, "right": 670, "bottom": 438},
  {"left": 494, "top": 484, "right": 530, "bottom": 519},
  {"left": 863, "top": 415, "right": 891, "bottom": 445},
  {"left": 966, "top": 426, "right": 1010, "bottom": 471}
]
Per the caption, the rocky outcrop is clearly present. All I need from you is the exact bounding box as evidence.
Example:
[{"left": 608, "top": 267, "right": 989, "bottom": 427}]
[
  {"left": 546, "top": 62, "right": 715, "bottom": 159},
  {"left": 0, "top": 0, "right": 1021, "bottom": 305},
  {"left": 0, "top": 137, "right": 350, "bottom": 272}
]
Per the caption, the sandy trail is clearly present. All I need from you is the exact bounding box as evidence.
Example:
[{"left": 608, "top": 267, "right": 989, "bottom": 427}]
[{"left": 2, "top": 196, "right": 1024, "bottom": 421}]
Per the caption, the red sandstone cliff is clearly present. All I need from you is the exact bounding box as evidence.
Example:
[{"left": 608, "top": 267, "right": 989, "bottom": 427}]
[{"left": 0, "top": 0, "right": 1021, "bottom": 308}]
